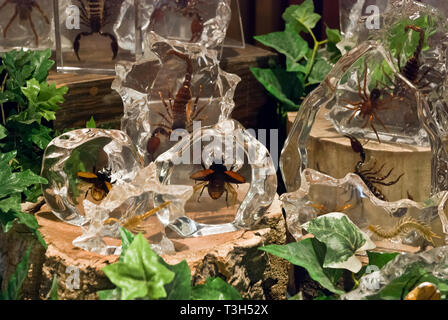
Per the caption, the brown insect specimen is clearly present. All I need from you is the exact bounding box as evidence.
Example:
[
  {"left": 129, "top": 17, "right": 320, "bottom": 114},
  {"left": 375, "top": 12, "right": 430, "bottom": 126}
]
[
  {"left": 74, "top": 0, "right": 118, "bottom": 61},
  {"left": 346, "top": 135, "right": 403, "bottom": 201},
  {"left": 307, "top": 202, "right": 353, "bottom": 216},
  {"left": 0, "top": 0, "right": 50, "bottom": 46},
  {"left": 343, "top": 62, "right": 396, "bottom": 143},
  {"left": 149, "top": 0, "right": 204, "bottom": 42},
  {"left": 77, "top": 167, "right": 114, "bottom": 201},
  {"left": 146, "top": 49, "right": 208, "bottom": 156},
  {"left": 368, "top": 216, "right": 440, "bottom": 245},
  {"left": 405, "top": 282, "right": 441, "bottom": 300},
  {"left": 190, "top": 161, "right": 246, "bottom": 207},
  {"left": 104, "top": 201, "right": 171, "bottom": 234}
]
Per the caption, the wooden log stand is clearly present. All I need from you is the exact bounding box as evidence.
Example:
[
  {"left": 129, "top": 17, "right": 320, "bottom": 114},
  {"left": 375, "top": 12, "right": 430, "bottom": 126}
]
[
  {"left": 287, "top": 111, "right": 431, "bottom": 202},
  {"left": 0, "top": 197, "right": 288, "bottom": 300}
]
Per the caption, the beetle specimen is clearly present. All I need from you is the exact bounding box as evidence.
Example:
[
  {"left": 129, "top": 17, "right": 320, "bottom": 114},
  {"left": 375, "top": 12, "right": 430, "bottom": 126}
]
[
  {"left": 104, "top": 200, "right": 171, "bottom": 234},
  {"left": 342, "top": 62, "right": 396, "bottom": 143},
  {"left": 73, "top": 0, "right": 119, "bottom": 61},
  {"left": 346, "top": 135, "right": 403, "bottom": 201},
  {"left": 149, "top": 0, "right": 204, "bottom": 42},
  {"left": 190, "top": 161, "right": 246, "bottom": 206},
  {"left": 77, "top": 167, "right": 114, "bottom": 201},
  {"left": 146, "top": 49, "right": 208, "bottom": 157},
  {"left": 0, "top": 0, "right": 50, "bottom": 46}
]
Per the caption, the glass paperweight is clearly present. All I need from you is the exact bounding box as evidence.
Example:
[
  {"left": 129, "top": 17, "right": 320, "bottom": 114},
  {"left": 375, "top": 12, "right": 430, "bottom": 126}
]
[
  {"left": 72, "top": 163, "right": 193, "bottom": 255},
  {"left": 154, "top": 119, "right": 277, "bottom": 237},
  {"left": 113, "top": 33, "right": 241, "bottom": 163},
  {"left": 144, "top": 0, "right": 232, "bottom": 49},
  {"left": 282, "top": 168, "right": 447, "bottom": 253},
  {"left": 41, "top": 128, "right": 144, "bottom": 226},
  {"left": 0, "top": 0, "right": 54, "bottom": 51},
  {"left": 54, "top": 0, "right": 141, "bottom": 74}
]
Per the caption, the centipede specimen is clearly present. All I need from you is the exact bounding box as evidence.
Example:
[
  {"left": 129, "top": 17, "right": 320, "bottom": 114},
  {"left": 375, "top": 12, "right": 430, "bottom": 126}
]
[{"left": 368, "top": 217, "right": 440, "bottom": 245}]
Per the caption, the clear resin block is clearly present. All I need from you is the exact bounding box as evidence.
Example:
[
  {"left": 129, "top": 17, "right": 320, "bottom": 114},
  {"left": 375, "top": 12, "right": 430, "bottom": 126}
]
[
  {"left": 144, "top": 0, "right": 232, "bottom": 49},
  {"left": 338, "top": 0, "right": 448, "bottom": 93},
  {"left": 342, "top": 245, "right": 448, "bottom": 299},
  {"left": 72, "top": 163, "right": 193, "bottom": 255},
  {"left": 282, "top": 168, "right": 448, "bottom": 252},
  {"left": 338, "top": 0, "right": 448, "bottom": 195},
  {"left": 328, "top": 45, "right": 426, "bottom": 146},
  {"left": 154, "top": 119, "right": 277, "bottom": 237},
  {"left": 113, "top": 33, "right": 241, "bottom": 163},
  {"left": 55, "top": 0, "right": 140, "bottom": 74},
  {"left": 0, "top": 0, "right": 54, "bottom": 51},
  {"left": 280, "top": 41, "right": 432, "bottom": 193},
  {"left": 41, "top": 128, "right": 144, "bottom": 226}
]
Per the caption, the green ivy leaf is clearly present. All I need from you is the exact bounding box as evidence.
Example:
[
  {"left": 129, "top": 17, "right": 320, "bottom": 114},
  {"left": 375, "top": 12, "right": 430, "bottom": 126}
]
[
  {"left": 308, "top": 58, "right": 332, "bottom": 85},
  {"left": 286, "top": 57, "right": 307, "bottom": 73},
  {"left": 254, "top": 23, "right": 309, "bottom": 63},
  {"left": 0, "top": 193, "right": 21, "bottom": 213},
  {"left": 29, "top": 49, "right": 54, "bottom": 82},
  {"left": 326, "top": 27, "right": 342, "bottom": 45},
  {"left": 0, "top": 125, "right": 6, "bottom": 140},
  {"left": 282, "top": 0, "right": 321, "bottom": 34},
  {"left": 119, "top": 227, "right": 135, "bottom": 261},
  {"left": 250, "top": 67, "right": 303, "bottom": 110},
  {"left": 326, "top": 27, "right": 342, "bottom": 63},
  {"left": 357, "top": 251, "right": 399, "bottom": 279},
  {"left": 97, "top": 288, "right": 122, "bottom": 300},
  {"left": 3, "top": 246, "right": 31, "bottom": 300},
  {"left": 0, "top": 152, "right": 47, "bottom": 198},
  {"left": 365, "top": 263, "right": 448, "bottom": 300},
  {"left": 191, "top": 278, "right": 242, "bottom": 300},
  {"left": 30, "top": 125, "right": 53, "bottom": 150},
  {"left": 21, "top": 79, "right": 68, "bottom": 122},
  {"left": 86, "top": 116, "right": 96, "bottom": 128},
  {"left": 48, "top": 276, "right": 59, "bottom": 300},
  {"left": 303, "top": 213, "right": 376, "bottom": 273},
  {"left": 160, "top": 260, "right": 192, "bottom": 300},
  {"left": 260, "top": 238, "right": 345, "bottom": 295},
  {"left": 367, "top": 251, "right": 399, "bottom": 270},
  {"left": 102, "top": 233, "right": 175, "bottom": 300}
]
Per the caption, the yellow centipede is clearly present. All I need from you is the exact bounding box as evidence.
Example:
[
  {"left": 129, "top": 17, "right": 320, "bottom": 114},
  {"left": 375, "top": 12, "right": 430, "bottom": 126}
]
[{"left": 368, "top": 217, "right": 440, "bottom": 245}]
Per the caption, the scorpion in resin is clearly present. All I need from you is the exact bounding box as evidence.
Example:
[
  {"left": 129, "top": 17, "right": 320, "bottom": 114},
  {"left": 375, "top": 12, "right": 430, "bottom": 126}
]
[
  {"left": 149, "top": 0, "right": 204, "bottom": 42},
  {"left": 386, "top": 25, "right": 435, "bottom": 92},
  {"left": 104, "top": 201, "right": 171, "bottom": 234},
  {"left": 146, "top": 49, "right": 209, "bottom": 157},
  {"left": 73, "top": 0, "right": 119, "bottom": 61},
  {"left": 0, "top": 0, "right": 50, "bottom": 46},
  {"left": 346, "top": 135, "right": 403, "bottom": 201}
]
